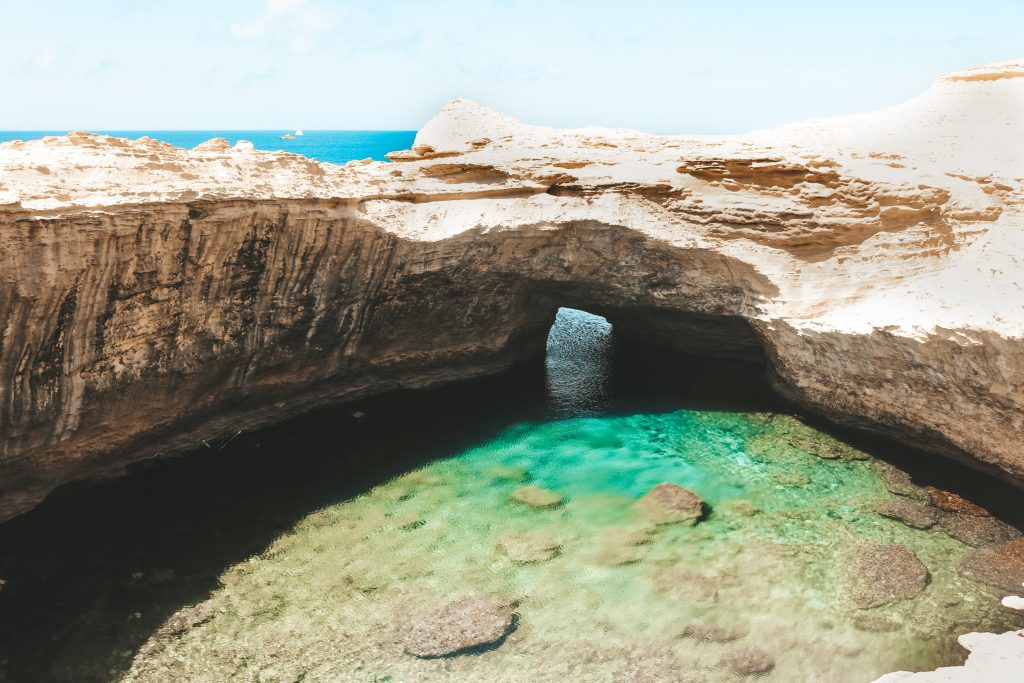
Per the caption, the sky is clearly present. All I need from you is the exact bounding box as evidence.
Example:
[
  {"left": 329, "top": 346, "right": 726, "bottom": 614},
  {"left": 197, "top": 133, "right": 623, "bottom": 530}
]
[{"left": 1, "top": 0, "right": 1022, "bottom": 134}]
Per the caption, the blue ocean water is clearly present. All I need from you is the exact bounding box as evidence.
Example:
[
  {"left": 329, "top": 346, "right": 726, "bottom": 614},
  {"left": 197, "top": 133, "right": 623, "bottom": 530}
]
[{"left": 0, "top": 130, "right": 416, "bottom": 166}]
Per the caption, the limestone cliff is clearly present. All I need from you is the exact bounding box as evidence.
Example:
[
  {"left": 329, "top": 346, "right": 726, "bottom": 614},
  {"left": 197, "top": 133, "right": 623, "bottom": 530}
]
[{"left": 1, "top": 60, "right": 1023, "bottom": 522}]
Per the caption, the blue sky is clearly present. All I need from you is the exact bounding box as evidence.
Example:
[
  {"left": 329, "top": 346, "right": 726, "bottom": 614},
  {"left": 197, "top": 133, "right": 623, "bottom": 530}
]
[{"left": 1, "top": 0, "right": 1022, "bottom": 133}]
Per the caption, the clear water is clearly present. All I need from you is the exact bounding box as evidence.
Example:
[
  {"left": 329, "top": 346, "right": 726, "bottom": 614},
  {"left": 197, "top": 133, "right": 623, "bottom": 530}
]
[
  {"left": 110, "top": 309, "right": 1023, "bottom": 683},
  {"left": 0, "top": 130, "right": 416, "bottom": 165}
]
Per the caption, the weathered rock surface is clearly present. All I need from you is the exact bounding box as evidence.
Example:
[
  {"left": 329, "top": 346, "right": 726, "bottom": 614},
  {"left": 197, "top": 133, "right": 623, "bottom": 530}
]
[
  {"left": 1, "top": 60, "right": 1024, "bottom": 521},
  {"left": 877, "top": 500, "right": 938, "bottom": 530},
  {"left": 637, "top": 483, "right": 705, "bottom": 525},
  {"left": 938, "top": 512, "right": 1023, "bottom": 547},
  {"left": 926, "top": 487, "right": 990, "bottom": 516},
  {"left": 403, "top": 595, "right": 516, "bottom": 658},
  {"left": 959, "top": 540, "right": 1024, "bottom": 591},
  {"left": 842, "top": 543, "right": 930, "bottom": 608}
]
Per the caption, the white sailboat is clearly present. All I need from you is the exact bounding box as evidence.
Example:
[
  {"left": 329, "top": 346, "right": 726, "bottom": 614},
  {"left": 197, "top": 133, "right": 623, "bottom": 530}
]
[{"left": 294, "top": 129, "right": 304, "bottom": 136}]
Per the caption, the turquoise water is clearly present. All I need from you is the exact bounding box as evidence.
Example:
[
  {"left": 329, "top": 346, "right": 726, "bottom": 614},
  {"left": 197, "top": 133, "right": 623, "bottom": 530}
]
[
  {"left": 112, "top": 310, "right": 1023, "bottom": 683},
  {"left": 0, "top": 130, "right": 416, "bottom": 165}
]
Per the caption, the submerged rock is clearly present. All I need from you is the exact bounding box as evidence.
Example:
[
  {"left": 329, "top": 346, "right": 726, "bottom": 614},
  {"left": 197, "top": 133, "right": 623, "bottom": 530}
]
[
  {"left": 925, "top": 487, "right": 989, "bottom": 516},
  {"left": 938, "top": 512, "right": 1023, "bottom": 547},
  {"left": 721, "top": 646, "right": 775, "bottom": 676},
  {"left": 872, "top": 462, "right": 928, "bottom": 500},
  {"left": 842, "top": 543, "right": 929, "bottom": 608},
  {"left": 959, "top": 540, "right": 1024, "bottom": 591},
  {"left": 496, "top": 533, "right": 561, "bottom": 563},
  {"left": 596, "top": 526, "right": 653, "bottom": 566},
  {"left": 681, "top": 622, "right": 748, "bottom": 643},
  {"left": 509, "top": 486, "right": 564, "bottom": 509},
  {"left": 404, "top": 595, "right": 516, "bottom": 658},
  {"left": 637, "top": 483, "right": 705, "bottom": 525},
  {"left": 852, "top": 612, "right": 903, "bottom": 633},
  {"left": 876, "top": 499, "right": 938, "bottom": 530}
]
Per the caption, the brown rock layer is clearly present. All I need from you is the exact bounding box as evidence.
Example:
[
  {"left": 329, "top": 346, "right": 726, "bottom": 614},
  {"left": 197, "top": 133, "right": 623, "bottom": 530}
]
[{"left": 2, "top": 62, "right": 1024, "bottom": 521}]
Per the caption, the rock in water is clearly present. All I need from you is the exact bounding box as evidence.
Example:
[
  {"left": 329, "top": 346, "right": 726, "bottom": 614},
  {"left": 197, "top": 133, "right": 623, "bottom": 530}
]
[
  {"left": 509, "top": 486, "right": 564, "bottom": 509},
  {"left": 959, "top": 540, "right": 1024, "bottom": 591},
  {"left": 496, "top": 533, "right": 561, "bottom": 563},
  {"left": 637, "top": 483, "right": 705, "bottom": 525},
  {"left": 842, "top": 543, "right": 929, "bottom": 608},
  {"left": 939, "top": 512, "right": 1023, "bottom": 547},
  {"left": 721, "top": 646, "right": 776, "bottom": 676},
  {"left": 404, "top": 595, "right": 516, "bottom": 658},
  {"left": 876, "top": 499, "right": 938, "bottom": 529},
  {"left": 925, "top": 487, "right": 990, "bottom": 516}
]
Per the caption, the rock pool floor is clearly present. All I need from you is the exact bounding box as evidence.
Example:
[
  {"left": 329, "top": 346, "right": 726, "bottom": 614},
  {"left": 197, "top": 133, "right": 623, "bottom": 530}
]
[{"left": 121, "top": 409, "right": 1024, "bottom": 683}]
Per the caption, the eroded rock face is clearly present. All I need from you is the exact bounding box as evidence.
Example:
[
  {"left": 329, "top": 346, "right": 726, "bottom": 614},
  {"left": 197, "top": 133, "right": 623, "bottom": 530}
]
[
  {"left": 842, "top": 543, "right": 929, "bottom": 609},
  {"left": 403, "top": 595, "right": 516, "bottom": 658},
  {"left": 1, "top": 61, "right": 1024, "bottom": 521}
]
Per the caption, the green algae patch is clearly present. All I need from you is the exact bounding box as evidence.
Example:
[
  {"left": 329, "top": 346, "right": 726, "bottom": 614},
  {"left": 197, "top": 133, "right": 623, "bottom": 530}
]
[{"left": 122, "top": 410, "right": 1024, "bottom": 683}]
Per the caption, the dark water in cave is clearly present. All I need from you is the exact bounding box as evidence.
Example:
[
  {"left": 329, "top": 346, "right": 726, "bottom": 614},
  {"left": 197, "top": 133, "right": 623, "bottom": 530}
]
[{"left": 0, "top": 308, "right": 1021, "bottom": 682}]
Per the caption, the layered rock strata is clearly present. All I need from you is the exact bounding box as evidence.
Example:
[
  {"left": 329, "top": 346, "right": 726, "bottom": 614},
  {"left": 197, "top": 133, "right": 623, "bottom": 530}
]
[{"left": 1, "top": 60, "right": 1023, "bottom": 523}]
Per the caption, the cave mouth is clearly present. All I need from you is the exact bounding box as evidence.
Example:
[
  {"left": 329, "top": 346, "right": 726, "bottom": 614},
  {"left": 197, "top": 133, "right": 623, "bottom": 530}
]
[
  {"left": 1, "top": 315, "right": 1024, "bottom": 680},
  {"left": 544, "top": 307, "right": 616, "bottom": 417}
]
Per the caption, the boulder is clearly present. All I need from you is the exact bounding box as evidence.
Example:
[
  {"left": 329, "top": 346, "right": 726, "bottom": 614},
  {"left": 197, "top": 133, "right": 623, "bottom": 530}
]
[
  {"left": 637, "top": 483, "right": 705, "bottom": 525},
  {"left": 404, "top": 595, "right": 516, "bottom": 658},
  {"left": 841, "top": 543, "right": 929, "bottom": 609},
  {"left": 959, "top": 540, "right": 1024, "bottom": 591}
]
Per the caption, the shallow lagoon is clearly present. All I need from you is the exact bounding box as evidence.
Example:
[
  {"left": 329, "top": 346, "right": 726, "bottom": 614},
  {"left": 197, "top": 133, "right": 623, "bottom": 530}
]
[
  {"left": 118, "top": 311, "right": 1023, "bottom": 682},
  {"left": 1, "top": 310, "right": 1021, "bottom": 682}
]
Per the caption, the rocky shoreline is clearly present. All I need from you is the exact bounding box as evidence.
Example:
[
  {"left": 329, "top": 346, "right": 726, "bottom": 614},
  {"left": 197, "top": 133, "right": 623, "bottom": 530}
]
[
  {"left": 2, "top": 60, "right": 1023, "bottom": 524},
  {"left": 1, "top": 59, "right": 1024, "bottom": 679}
]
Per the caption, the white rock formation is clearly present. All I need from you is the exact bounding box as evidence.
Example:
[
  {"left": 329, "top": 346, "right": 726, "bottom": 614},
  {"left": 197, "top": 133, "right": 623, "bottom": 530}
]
[{"left": 0, "top": 60, "right": 1022, "bottom": 529}]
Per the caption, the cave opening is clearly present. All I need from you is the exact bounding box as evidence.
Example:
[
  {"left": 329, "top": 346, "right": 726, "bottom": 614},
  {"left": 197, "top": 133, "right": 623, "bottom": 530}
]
[{"left": 544, "top": 307, "right": 616, "bottom": 417}]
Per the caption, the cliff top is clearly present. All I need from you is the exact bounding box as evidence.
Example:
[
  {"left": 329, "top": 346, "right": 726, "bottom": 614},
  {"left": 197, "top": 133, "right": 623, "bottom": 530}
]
[{"left": 1, "top": 61, "right": 1023, "bottom": 340}]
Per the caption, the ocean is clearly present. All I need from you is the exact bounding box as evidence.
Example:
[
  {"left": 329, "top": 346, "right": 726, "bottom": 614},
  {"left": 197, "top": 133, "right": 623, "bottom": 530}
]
[{"left": 0, "top": 130, "right": 417, "bottom": 166}]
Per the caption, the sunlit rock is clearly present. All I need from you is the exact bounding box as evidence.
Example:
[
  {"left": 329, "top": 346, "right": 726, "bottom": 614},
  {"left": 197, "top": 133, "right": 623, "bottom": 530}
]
[
  {"left": 842, "top": 543, "right": 929, "bottom": 609},
  {"left": 637, "top": 483, "right": 705, "bottom": 525},
  {"left": 403, "top": 595, "right": 516, "bottom": 658}
]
